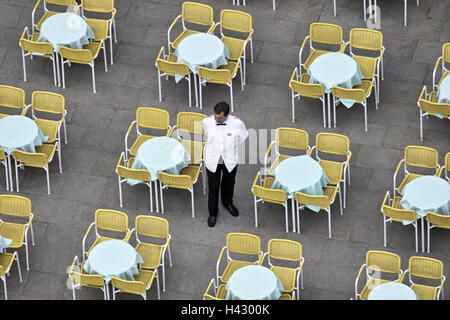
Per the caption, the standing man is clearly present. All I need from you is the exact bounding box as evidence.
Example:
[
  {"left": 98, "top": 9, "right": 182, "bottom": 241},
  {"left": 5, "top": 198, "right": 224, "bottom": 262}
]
[{"left": 203, "top": 101, "right": 248, "bottom": 227}]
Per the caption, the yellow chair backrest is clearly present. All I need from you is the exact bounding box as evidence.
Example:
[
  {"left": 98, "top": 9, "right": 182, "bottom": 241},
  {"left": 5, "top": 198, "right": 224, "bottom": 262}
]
[
  {"left": 136, "top": 107, "right": 170, "bottom": 131},
  {"left": 94, "top": 209, "right": 128, "bottom": 233},
  {"left": 182, "top": 2, "right": 213, "bottom": 26},
  {"left": 13, "top": 149, "right": 48, "bottom": 168},
  {"left": 45, "top": 0, "right": 77, "bottom": 7},
  {"left": 418, "top": 87, "right": 450, "bottom": 117},
  {"left": 110, "top": 276, "right": 146, "bottom": 295},
  {"left": 0, "top": 85, "right": 25, "bottom": 110},
  {"left": 289, "top": 71, "right": 324, "bottom": 98},
  {"left": 268, "top": 239, "right": 303, "bottom": 262},
  {"left": 426, "top": 212, "right": 450, "bottom": 229},
  {"left": 135, "top": 215, "right": 169, "bottom": 239},
  {"left": 81, "top": 0, "right": 115, "bottom": 13},
  {"left": 31, "top": 91, "right": 65, "bottom": 115},
  {"left": 408, "top": 256, "right": 444, "bottom": 280},
  {"left": 198, "top": 67, "right": 232, "bottom": 83},
  {"left": 155, "top": 48, "right": 190, "bottom": 76},
  {"left": 220, "top": 9, "right": 252, "bottom": 33},
  {"left": 226, "top": 232, "right": 261, "bottom": 255},
  {"left": 404, "top": 145, "right": 439, "bottom": 169},
  {"left": 176, "top": 112, "right": 207, "bottom": 135},
  {"left": 310, "top": 23, "right": 343, "bottom": 45},
  {"left": 0, "top": 195, "right": 32, "bottom": 218},
  {"left": 251, "top": 174, "right": 287, "bottom": 204},
  {"left": 116, "top": 154, "right": 150, "bottom": 182},
  {"left": 445, "top": 152, "right": 450, "bottom": 172},
  {"left": 332, "top": 85, "right": 367, "bottom": 103},
  {"left": 275, "top": 127, "right": 309, "bottom": 151},
  {"left": 69, "top": 257, "right": 105, "bottom": 287},
  {"left": 349, "top": 28, "right": 383, "bottom": 51},
  {"left": 380, "top": 192, "right": 417, "bottom": 222},
  {"left": 180, "top": 140, "right": 204, "bottom": 165},
  {"left": 0, "top": 148, "right": 6, "bottom": 161},
  {"left": 19, "top": 28, "right": 54, "bottom": 56},
  {"left": 158, "top": 171, "right": 193, "bottom": 189},
  {"left": 366, "top": 250, "right": 401, "bottom": 275},
  {"left": 59, "top": 46, "right": 94, "bottom": 64},
  {"left": 294, "top": 191, "right": 330, "bottom": 210},
  {"left": 315, "top": 132, "right": 350, "bottom": 156},
  {"left": 443, "top": 43, "right": 450, "bottom": 64}
]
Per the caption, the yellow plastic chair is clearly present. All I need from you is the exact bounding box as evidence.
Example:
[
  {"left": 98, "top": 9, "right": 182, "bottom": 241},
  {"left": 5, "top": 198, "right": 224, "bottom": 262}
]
[
  {"left": 81, "top": 0, "right": 117, "bottom": 64},
  {"left": 82, "top": 209, "right": 132, "bottom": 260},
  {"left": 364, "top": 0, "right": 420, "bottom": 27},
  {"left": 354, "top": 250, "right": 403, "bottom": 300},
  {"left": 331, "top": 79, "right": 376, "bottom": 132},
  {"left": 167, "top": 2, "right": 215, "bottom": 53},
  {"left": 251, "top": 172, "right": 290, "bottom": 232},
  {"left": 432, "top": 43, "right": 449, "bottom": 91},
  {"left": 0, "top": 149, "right": 9, "bottom": 191},
  {"left": 345, "top": 28, "right": 385, "bottom": 104},
  {"left": 31, "top": 91, "right": 67, "bottom": 174},
  {"left": 216, "top": 233, "right": 263, "bottom": 286},
  {"left": 289, "top": 69, "right": 326, "bottom": 126},
  {"left": 216, "top": 9, "right": 254, "bottom": 86},
  {"left": 417, "top": 85, "right": 450, "bottom": 141},
  {"left": 13, "top": 145, "right": 57, "bottom": 195},
  {"left": 68, "top": 255, "right": 107, "bottom": 300},
  {"left": 132, "top": 215, "right": 172, "bottom": 293},
  {"left": 155, "top": 46, "right": 193, "bottom": 107},
  {"left": 380, "top": 191, "right": 419, "bottom": 252},
  {"left": 0, "top": 85, "right": 28, "bottom": 119},
  {"left": 310, "top": 132, "right": 351, "bottom": 209},
  {"left": 402, "top": 256, "right": 446, "bottom": 300},
  {"left": 124, "top": 107, "right": 171, "bottom": 161},
  {"left": 115, "top": 152, "right": 155, "bottom": 212},
  {"left": 264, "top": 127, "right": 310, "bottom": 176},
  {"left": 0, "top": 251, "right": 22, "bottom": 300},
  {"left": 393, "top": 145, "right": 440, "bottom": 196},
  {"left": 111, "top": 269, "right": 160, "bottom": 300},
  {"left": 198, "top": 60, "right": 243, "bottom": 112},
  {"left": 203, "top": 278, "right": 227, "bottom": 300},
  {"left": 279, "top": 292, "right": 295, "bottom": 300},
  {"left": 445, "top": 152, "right": 450, "bottom": 181},
  {"left": 260, "top": 239, "right": 305, "bottom": 300},
  {"left": 299, "top": 23, "right": 345, "bottom": 73},
  {"left": 59, "top": 41, "right": 107, "bottom": 93},
  {"left": 0, "top": 195, "right": 34, "bottom": 271},
  {"left": 294, "top": 186, "right": 342, "bottom": 238},
  {"left": 19, "top": 26, "right": 57, "bottom": 86},
  {"left": 32, "top": 0, "right": 77, "bottom": 34},
  {"left": 426, "top": 212, "right": 450, "bottom": 253}
]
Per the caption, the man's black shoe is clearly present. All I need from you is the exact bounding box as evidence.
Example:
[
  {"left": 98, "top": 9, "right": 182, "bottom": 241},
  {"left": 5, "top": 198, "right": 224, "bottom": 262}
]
[
  {"left": 208, "top": 215, "right": 216, "bottom": 227},
  {"left": 223, "top": 204, "right": 239, "bottom": 217}
]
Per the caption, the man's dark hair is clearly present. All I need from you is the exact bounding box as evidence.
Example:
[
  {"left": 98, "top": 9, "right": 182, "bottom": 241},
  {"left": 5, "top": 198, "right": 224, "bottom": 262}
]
[{"left": 213, "top": 101, "right": 230, "bottom": 116}]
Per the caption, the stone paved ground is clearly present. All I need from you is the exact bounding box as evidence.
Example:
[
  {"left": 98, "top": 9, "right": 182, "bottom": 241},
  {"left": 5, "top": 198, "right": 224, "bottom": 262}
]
[{"left": 0, "top": 0, "right": 449, "bottom": 300}]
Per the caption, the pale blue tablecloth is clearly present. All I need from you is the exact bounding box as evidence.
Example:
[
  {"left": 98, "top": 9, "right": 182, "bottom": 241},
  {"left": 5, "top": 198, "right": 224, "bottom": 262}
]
[
  {"left": 437, "top": 74, "right": 450, "bottom": 105},
  {"left": 128, "top": 136, "right": 191, "bottom": 185},
  {"left": 174, "top": 33, "right": 230, "bottom": 83},
  {"left": 271, "top": 155, "right": 331, "bottom": 212},
  {"left": 0, "top": 115, "right": 48, "bottom": 155},
  {"left": 308, "top": 52, "right": 364, "bottom": 108},
  {"left": 226, "top": 265, "right": 284, "bottom": 300},
  {"left": 0, "top": 235, "right": 12, "bottom": 251},
  {"left": 400, "top": 176, "right": 450, "bottom": 224},
  {"left": 368, "top": 282, "right": 418, "bottom": 300},
  {"left": 83, "top": 239, "right": 144, "bottom": 284},
  {"left": 38, "top": 12, "right": 94, "bottom": 53}
]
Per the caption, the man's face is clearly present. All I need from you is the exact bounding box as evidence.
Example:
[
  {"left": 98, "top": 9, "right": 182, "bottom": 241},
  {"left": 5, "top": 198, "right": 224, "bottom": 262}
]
[{"left": 214, "top": 112, "right": 227, "bottom": 124}]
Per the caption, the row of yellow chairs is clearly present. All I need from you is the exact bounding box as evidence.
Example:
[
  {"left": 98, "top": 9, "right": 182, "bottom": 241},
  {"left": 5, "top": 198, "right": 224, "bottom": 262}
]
[
  {"left": 418, "top": 43, "right": 450, "bottom": 141},
  {"left": 203, "top": 233, "right": 304, "bottom": 300},
  {"left": 355, "top": 250, "right": 445, "bottom": 300},
  {"left": 71, "top": 210, "right": 172, "bottom": 299}
]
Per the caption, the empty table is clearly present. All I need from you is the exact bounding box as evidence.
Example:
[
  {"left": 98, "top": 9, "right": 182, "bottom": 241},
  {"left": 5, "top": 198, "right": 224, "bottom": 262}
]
[
  {"left": 368, "top": 282, "right": 418, "bottom": 300},
  {"left": 226, "top": 265, "right": 284, "bottom": 300}
]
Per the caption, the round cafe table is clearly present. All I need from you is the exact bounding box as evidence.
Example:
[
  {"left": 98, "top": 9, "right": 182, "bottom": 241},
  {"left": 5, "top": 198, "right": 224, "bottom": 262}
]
[
  {"left": 368, "top": 282, "right": 418, "bottom": 300},
  {"left": 83, "top": 239, "right": 144, "bottom": 284},
  {"left": 307, "top": 52, "right": 364, "bottom": 127},
  {"left": 437, "top": 73, "right": 450, "bottom": 104},
  {"left": 226, "top": 265, "right": 284, "bottom": 300},
  {"left": 271, "top": 155, "right": 330, "bottom": 232},
  {"left": 0, "top": 115, "right": 48, "bottom": 189}
]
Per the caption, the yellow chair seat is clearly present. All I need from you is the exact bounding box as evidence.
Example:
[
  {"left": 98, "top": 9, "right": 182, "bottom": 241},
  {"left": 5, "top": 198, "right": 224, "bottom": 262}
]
[
  {"left": 398, "top": 173, "right": 423, "bottom": 194},
  {"left": 271, "top": 266, "right": 296, "bottom": 292},
  {"left": 220, "top": 260, "right": 254, "bottom": 284},
  {"left": 411, "top": 284, "right": 437, "bottom": 300},
  {"left": 0, "top": 253, "right": 16, "bottom": 275},
  {"left": 279, "top": 293, "right": 294, "bottom": 300},
  {"left": 35, "top": 11, "right": 59, "bottom": 31},
  {"left": 221, "top": 36, "right": 245, "bottom": 61},
  {"left": 303, "top": 50, "right": 329, "bottom": 71},
  {"left": 85, "top": 18, "right": 109, "bottom": 41},
  {"left": 318, "top": 159, "right": 344, "bottom": 185},
  {"left": 359, "top": 279, "right": 392, "bottom": 300},
  {"left": 129, "top": 134, "right": 155, "bottom": 156},
  {"left": 0, "top": 222, "right": 26, "bottom": 248},
  {"left": 268, "top": 155, "right": 291, "bottom": 175},
  {"left": 86, "top": 236, "right": 113, "bottom": 257},
  {"left": 135, "top": 242, "right": 163, "bottom": 269},
  {"left": 216, "top": 284, "right": 228, "bottom": 299},
  {"left": 34, "top": 118, "right": 59, "bottom": 143},
  {"left": 171, "top": 29, "right": 199, "bottom": 49},
  {"left": 133, "top": 269, "right": 156, "bottom": 291},
  {"left": 0, "top": 114, "right": 9, "bottom": 119},
  {"left": 352, "top": 55, "right": 377, "bottom": 79}
]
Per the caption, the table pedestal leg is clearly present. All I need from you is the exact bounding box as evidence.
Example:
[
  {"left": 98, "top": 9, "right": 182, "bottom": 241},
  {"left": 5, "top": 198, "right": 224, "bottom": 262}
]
[{"left": 291, "top": 199, "right": 296, "bottom": 233}]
